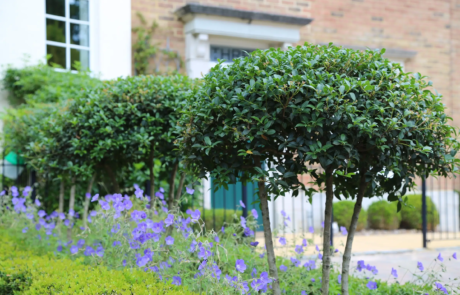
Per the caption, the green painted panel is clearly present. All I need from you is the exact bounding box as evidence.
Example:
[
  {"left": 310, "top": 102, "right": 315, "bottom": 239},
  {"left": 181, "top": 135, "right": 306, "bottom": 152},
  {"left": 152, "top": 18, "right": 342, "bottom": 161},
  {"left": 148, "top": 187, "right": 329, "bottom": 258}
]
[{"left": 211, "top": 178, "right": 263, "bottom": 230}]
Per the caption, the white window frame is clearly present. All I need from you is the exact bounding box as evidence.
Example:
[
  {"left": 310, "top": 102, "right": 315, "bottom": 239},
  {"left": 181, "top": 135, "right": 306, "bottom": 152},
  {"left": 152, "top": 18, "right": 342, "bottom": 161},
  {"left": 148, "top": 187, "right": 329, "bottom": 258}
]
[{"left": 44, "top": 0, "right": 90, "bottom": 71}]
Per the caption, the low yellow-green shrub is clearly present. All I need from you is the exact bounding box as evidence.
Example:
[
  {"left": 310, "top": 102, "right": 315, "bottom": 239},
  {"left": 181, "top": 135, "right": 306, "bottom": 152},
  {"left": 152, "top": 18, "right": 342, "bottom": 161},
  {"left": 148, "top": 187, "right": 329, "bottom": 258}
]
[{"left": 0, "top": 237, "right": 195, "bottom": 295}]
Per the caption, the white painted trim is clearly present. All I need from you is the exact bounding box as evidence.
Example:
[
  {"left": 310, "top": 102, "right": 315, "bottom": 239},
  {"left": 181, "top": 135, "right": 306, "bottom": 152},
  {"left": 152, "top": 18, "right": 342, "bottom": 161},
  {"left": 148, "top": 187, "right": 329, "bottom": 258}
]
[{"left": 184, "top": 17, "right": 300, "bottom": 43}]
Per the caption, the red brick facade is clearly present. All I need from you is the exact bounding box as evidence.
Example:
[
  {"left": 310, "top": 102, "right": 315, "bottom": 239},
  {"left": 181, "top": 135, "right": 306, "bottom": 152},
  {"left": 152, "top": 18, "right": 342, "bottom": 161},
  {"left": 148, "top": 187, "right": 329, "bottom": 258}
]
[{"left": 132, "top": 0, "right": 460, "bottom": 127}]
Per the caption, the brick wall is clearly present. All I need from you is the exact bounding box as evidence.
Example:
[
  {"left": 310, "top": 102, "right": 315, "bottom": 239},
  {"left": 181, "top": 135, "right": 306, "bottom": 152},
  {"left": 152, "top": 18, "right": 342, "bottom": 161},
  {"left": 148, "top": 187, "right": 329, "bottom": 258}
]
[{"left": 132, "top": 0, "right": 460, "bottom": 126}]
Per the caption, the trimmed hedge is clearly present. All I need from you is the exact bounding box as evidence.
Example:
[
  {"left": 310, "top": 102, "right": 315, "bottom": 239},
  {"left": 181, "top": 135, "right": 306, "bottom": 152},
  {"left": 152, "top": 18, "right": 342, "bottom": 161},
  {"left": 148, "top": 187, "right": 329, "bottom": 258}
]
[
  {"left": 367, "top": 200, "right": 401, "bottom": 230},
  {"left": 0, "top": 236, "right": 195, "bottom": 294},
  {"left": 400, "top": 194, "right": 439, "bottom": 230},
  {"left": 2, "top": 63, "right": 101, "bottom": 106},
  {"left": 333, "top": 201, "right": 367, "bottom": 231},
  {"left": 203, "top": 209, "right": 243, "bottom": 231}
]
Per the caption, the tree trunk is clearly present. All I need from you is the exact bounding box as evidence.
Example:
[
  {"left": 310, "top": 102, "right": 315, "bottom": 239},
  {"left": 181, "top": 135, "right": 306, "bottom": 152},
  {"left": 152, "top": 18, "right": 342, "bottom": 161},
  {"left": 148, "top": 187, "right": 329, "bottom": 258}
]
[
  {"left": 58, "top": 178, "right": 65, "bottom": 213},
  {"left": 175, "top": 172, "right": 186, "bottom": 201},
  {"left": 255, "top": 157, "right": 281, "bottom": 295},
  {"left": 148, "top": 141, "right": 155, "bottom": 210},
  {"left": 321, "top": 167, "right": 334, "bottom": 295},
  {"left": 67, "top": 176, "right": 76, "bottom": 241},
  {"left": 341, "top": 170, "right": 369, "bottom": 295},
  {"left": 104, "top": 164, "right": 120, "bottom": 194},
  {"left": 167, "top": 163, "right": 178, "bottom": 209},
  {"left": 82, "top": 173, "right": 97, "bottom": 229}
]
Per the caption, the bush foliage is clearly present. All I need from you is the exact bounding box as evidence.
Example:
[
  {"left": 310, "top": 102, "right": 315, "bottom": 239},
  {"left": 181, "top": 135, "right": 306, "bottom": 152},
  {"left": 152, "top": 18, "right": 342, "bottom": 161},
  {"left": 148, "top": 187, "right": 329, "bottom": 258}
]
[
  {"left": 367, "top": 200, "right": 401, "bottom": 230},
  {"left": 400, "top": 194, "right": 439, "bottom": 230},
  {"left": 333, "top": 201, "right": 367, "bottom": 231}
]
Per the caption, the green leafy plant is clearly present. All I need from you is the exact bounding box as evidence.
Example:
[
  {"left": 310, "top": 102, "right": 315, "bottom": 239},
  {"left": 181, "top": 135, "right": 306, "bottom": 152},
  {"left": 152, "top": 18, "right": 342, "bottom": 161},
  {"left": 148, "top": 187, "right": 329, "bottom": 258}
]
[
  {"left": 132, "top": 12, "right": 159, "bottom": 75},
  {"left": 400, "top": 194, "right": 439, "bottom": 230},
  {"left": 367, "top": 200, "right": 401, "bottom": 230},
  {"left": 333, "top": 201, "right": 367, "bottom": 231},
  {"left": 202, "top": 209, "right": 243, "bottom": 231}
]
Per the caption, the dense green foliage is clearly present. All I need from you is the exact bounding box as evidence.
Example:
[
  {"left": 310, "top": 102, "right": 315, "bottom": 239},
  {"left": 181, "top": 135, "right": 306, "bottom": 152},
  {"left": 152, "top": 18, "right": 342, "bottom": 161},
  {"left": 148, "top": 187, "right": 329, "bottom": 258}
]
[
  {"left": 203, "top": 209, "right": 243, "bottom": 231},
  {"left": 333, "top": 201, "right": 367, "bottom": 231},
  {"left": 0, "top": 234, "right": 195, "bottom": 294},
  {"left": 367, "top": 200, "right": 401, "bottom": 230},
  {"left": 2, "top": 63, "right": 100, "bottom": 106},
  {"left": 400, "top": 194, "right": 439, "bottom": 230}
]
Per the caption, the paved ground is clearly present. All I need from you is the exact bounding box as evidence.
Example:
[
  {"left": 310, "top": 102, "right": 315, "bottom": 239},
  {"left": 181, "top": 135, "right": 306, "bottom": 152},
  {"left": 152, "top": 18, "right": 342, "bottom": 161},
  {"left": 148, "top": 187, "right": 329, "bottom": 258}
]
[{"left": 255, "top": 231, "right": 460, "bottom": 284}]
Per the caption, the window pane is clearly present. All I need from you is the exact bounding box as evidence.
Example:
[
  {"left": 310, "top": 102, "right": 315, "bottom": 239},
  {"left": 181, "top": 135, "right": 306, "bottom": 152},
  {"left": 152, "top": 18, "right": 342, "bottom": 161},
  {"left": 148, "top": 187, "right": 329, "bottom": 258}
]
[
  {"left": 47, "top": 45, "right": 66, "bottom": 68},
  {"left": 70, "top": 23, "right": 89, "bottom": 46},
  {"left": 46, "top": 19, "right": 66, "bottom": 43},
  {"left": 71, "top": 48, "right": 89, "bottom": 71},
  {"left": 46, "top": 0, "right": 65, "bottom": 17},
  {"left": 70, "top": 0, "right": 89, "bottom": 21},
  {"left": 210, "top": 46, "right": 254, "bottom": 62}
]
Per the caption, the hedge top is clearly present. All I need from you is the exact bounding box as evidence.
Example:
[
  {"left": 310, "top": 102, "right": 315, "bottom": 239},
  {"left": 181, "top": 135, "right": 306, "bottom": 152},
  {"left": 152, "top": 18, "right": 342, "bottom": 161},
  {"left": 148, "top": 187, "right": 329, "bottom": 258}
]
[{"left": 177, "top": 43, "right": 460, "bottom": 199}]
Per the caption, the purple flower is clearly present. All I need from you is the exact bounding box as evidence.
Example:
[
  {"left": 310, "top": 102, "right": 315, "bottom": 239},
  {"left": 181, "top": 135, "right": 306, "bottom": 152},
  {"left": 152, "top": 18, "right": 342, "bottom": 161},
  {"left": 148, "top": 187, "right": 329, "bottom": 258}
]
[
  {"left": 417, "top": 261, "right": 424, "bottom": 271},
  {"left": 91, "top": 194, "right": 99, "bottom": 202},
  {"left": 391, "top": 268, "right": 398, "bottom": 278},
  {"left": 279, "top": 237, "right": 286, "bottom": 246},
  {"left": 435, "top": 282, "right": 448, "bottom": 294},
  {"left": 38, "top": 210, "right": 46, "bottom": 218},
  {"left": 340, "top": 226, "right": 348, "bottom": 235},
  {"left": 152, "top": 222, "right": 164, "bottom": 233},
  {"left": 250, "top": 241, "right": 259, "bottom": 247},
  {"left": 235, "top": 259, "right": 246, "bottom": 273},
  {"left": 290, "top": 257, "right": 300, "bottom": 267},
  {"left": 111, "top": 224, "right": 120, "bottom": 233},
  {"left": 301, "top": 292, "right": 307, "bottom": 295},
  {"left": 57, "top": 245, "right": 63, "bottom": 252},
  {"left": 251, "top": 209, "right": 258, "bottom": 219},
  {"left": 161, "top": 206, "right": 168, "bottom": 213},
  {"left": 155, "top": 191, "right": 164, "bottom": 200},
  {"left": 34, "top": 199, "right": 41, "bottom": 206},
  {"left": 165, "top": 236, "right": 174, "bottom": 245},
  {"left": 84, "top": 246, "right": 95, "bottom": 256},
  {"left": 318, "top": 253, "right": 323, "bottom": 260},
  {"left": 165, "top": 214, "right": 174, "bottom": 227},
  {"left": 186, "top": 187, "right": 195, "bottom": 195},
  {"left": 453, "top": 252, "right": 457, "bottom": 260},
  {"left": 281, "top": 210, "right": 286, "bottom": 217},
  {"left": 311, "top": 278, "right": 315, "bottom": 282},
  {"left": 190, "top": 209, "right": 201, "bottom": 221},
  {"left": 221, "top": 226, "right": 225, "bottom": 233},
  {"left": 172, "top": 276, "right": 182, "bottom": 286},
  {"left": 113, "top": 241, "right": 121, "bottom": 247},
  {"left": 77, "top": 239, "right": 85, "bottom": 248},
  {"left": 295, "top": 245, "right": 304, "bottom": 254},
  {"left": 309, "top": 226, "right": 314, "bottom": 233},
  {"left": 123, "top": 198, "right": 133, "bottom": 210},
  {"left": 244, "top": 227, "right": 254, "bottom": 237},
  {"left": 96, "top": 246, "right": 104, "bottom": 257},
  {"left": 303, "top": 260, "right": 316, "bottom": 270},
  {"left": 438, "top": 253, "right": 444, "bottom": 262},
  {"left": 22, "top": 227, "right": 28, "bottom": 233},
  {"left": 280, "top": 265, "right": 287, "bottom": 272},
  {"left": 259, "top": 253, "right": 265, "bottom": 258},
  {"left": 338, "top": 274, "right": 341, "bottom": 284},
  {"left": 357, "top": 260, "right": 365, "bottom": 271},
  {"left": 70, "top": 245, "right": 79, "bottom": 254},
  {"left": 239, "top": 200, "right": 246, "bottom": 208},
  {"left": 366, "top": 281, "right": 377, "bottom": 290},
  {"left": 302, "top": 239, "right": 307, "bottom": 247},
  {"left": 214, "top": 236, "right": 220, "bottom": 243},
  {"left": 240, "top": 216, "right": 246, "bottom": 228},
  {"left": 123, "top": 259, "right": 127, "bottom": 267},
  {"left": 315, "top": 244, "right": 320, "bottom": 252}
]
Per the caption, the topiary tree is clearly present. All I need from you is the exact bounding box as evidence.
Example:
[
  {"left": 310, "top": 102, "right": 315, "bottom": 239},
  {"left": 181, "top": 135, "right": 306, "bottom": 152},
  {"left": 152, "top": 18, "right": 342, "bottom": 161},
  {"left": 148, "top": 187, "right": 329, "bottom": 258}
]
[
  {"left": 178, "top": 43, "right": 460, "bottom": 294},
  {"left": 303, "top": 44, "right": 460, "bottom": 294},
  {"left": 367, "top": 200, "right": 401, "bottom": 230}
]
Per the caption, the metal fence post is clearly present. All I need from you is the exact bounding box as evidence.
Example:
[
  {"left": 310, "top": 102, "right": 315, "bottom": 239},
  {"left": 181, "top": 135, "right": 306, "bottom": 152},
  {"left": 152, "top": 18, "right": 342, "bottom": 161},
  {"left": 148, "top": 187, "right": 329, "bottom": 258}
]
[
  {"left": 242, "top": 183, "right": 248, "bottom": 218},
  {"left": 145, "top": 180, "right": 151, "bottom": 198},
  {"left": 422, "top": 176, "right": 427, "bottom": 248},
  {"left": 30, "top": 170, "right": 37, "bottom": 202}
]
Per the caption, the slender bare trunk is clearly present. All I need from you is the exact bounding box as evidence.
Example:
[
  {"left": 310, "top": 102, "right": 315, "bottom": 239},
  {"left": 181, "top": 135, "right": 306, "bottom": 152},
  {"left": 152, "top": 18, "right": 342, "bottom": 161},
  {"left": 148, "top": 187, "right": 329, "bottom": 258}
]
[
  {"left": 341, "top": 169, "right": 369, "bottom": 295},
  {"left": 148, "top": 141, "right": 155, "bottom": 210},
  {"left": 58, "top": 178, "right": 65, "bottom": 213},
  {"left": 167, "top": 163, "right": 178, "bottom": 209},
  {"left": 82, "top": 173, "right": 97, "bottom": 229},
  {"left": 104, "top": 164, "right": 120, "bottom": 193},
  {"left": 67, "top": 176, "right": 76, "bottom": 240},
  {"left": 175, "top": 172, "right": 186, "bottom": 201},
  {"left": 321, "top": 167, "right": 334, "bottom": 295},
  {"left": 255, "top": 156, "right": 281, "bottom": 295}
]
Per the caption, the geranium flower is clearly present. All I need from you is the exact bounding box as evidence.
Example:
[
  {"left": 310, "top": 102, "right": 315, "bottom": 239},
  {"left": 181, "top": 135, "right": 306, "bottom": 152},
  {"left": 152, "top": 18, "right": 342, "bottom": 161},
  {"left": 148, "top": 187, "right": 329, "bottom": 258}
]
[{"left": 235, "top": 259, "right": 246, "bottom": 273}]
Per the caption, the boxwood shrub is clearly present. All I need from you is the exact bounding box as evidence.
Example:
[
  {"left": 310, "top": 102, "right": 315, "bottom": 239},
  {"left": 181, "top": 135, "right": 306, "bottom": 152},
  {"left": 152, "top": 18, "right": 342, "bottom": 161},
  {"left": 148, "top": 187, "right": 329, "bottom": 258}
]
[
  {"left": 203, "top": 209, "right": 243, "bottom": 231},
  {"left": 333, "top": 201, "right": 367, "bottom": 231},
  {"left": 367, "top": 200, "right": 401, "bottom": 230},
  {"left": 400, "top": 194, "right": 439, "bottom": 230}
]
